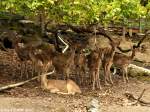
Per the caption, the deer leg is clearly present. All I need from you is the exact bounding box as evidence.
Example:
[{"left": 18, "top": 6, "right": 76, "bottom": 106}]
[
  {"left": 80, "top": 67, "right": 85, "bottom": 86},
  {"left": 96, "top": 68, "right": 101, "bottom": 89},
  {"left": 122, "top": 68, "right": 126, "bottom": 83},
  {"left": 31, "top": 61, "right": 36, "bottom": 77},
  {"left": 20, "top": 62, "right": 25, "bottom": 80},
  {"left": 80, "top": 67, "right": 86, "bottom": 86},
  {"left": 92, "top": 71, "right": 96, "bottom": 90},
  {"left": 25, "top": 62, "right": 29, "bottom": 79},
  {"left": 104, "top": 65, "right": 109, "bottom": 85},
  {"left": 96, "top": 61, "right": 101, "bottom": 89},
  {"left": 124, "top": 67, "right": 129, "bottom": 82},
  {"left": 66, "top": 68, "right": 70, "bottom": 80},
  {"left": 113, "top": 67, "right": 117, "bottom": 75},
  {"left": 88, "top": 69, "right": 92, "bottom": 85},
  {"left": 76, "top": 66, "right": 81, "bottom": 85},
  {"left": 107, "top": 64, "right": 113, "bottom": 85}
]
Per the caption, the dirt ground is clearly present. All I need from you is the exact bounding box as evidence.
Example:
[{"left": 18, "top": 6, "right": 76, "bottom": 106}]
[
  {"left": 0, "top": 36, "right": 150, "bottom": 112},
  {"left": 0, "top": 78, "right": 150, "bottom": 112}
]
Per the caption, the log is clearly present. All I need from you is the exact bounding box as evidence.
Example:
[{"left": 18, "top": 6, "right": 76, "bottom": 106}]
[
  {"left": 128, "top": 64, "right": 150, "bottom": 75},
  {"left": 0, "top": 69, "right": 55, "bottom": 91}
]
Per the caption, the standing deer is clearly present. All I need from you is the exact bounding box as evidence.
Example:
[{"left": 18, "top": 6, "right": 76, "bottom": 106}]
[
  {"left": 113, "top": 46, "right": 139, "bottom": 83},
  {"left": 74, "top": 49, "right": 87, "bottom": 86},
  {"left": 52, "top": 45, "right": 76, "bottom": 80},
  {"left": 101, "top": 40, "right": 121, "bottom": 85},
  {"left": 14, "top": 38, "right": 33, "bottom": 79},
  {"left": 112, "top": 31, "right": 150, "bottom": 83},
  {"left": 87, "top": 48, "right": 103, "bottom": 90}
]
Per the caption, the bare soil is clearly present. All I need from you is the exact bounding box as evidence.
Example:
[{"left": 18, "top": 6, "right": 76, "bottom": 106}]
[{"left": 0, "top": 78, "right": 150, "bottom": 112}]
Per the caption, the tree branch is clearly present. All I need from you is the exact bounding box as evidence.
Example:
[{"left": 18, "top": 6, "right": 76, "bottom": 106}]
[{"left": 0, "top": 69, "right": 55, "bottom": 92}]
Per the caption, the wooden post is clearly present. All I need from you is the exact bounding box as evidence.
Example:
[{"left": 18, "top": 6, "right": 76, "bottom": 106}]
[
  {"left": 128, "top": 19, "right": 133, "bottom": 37},
  {"left": 122, "top": 19, "right": 126, "bottom": 40},
  {"left": 139, "top": 18, "right": 142, "bottom": 33},
  {"left": 39, "top": 10, "right": 45, "bottom": 35}
]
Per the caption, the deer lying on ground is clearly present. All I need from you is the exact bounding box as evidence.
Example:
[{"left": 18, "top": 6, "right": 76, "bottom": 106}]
[
  {"left": 39, "top": 60, "right": 81, "bottom": 95},
  {"left": 41, "top": 75, "right": 82, "bottom": 95},
  {"left": 112, "top": 46, "right": 139, "bottom": 83}
]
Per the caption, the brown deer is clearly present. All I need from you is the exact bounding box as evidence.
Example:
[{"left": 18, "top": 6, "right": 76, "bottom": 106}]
[
  {"left": 74, "top": 49, "right": 87, "bottom": 86},
  {"left": 101, "top": 40, "right": 121, "bottom": 85},
  {"left": 113, "top": 46, "right": 139, "bottom": 83},
  {"left": 87, "top": 38, "right": 120, "bottom": 89},
  {"left": 14, "top": 38, "right": 33, "bottom": 79},
  {"left": 52, "top": 43, "right": 77, "bottom": 80},
  {"left": 41, "top": 74, "right": 82, "bottom": 95},
  {"left": 87, "top": 48, "right": 103, "bottom": 90},
  {"left": 29, "top": 48, "right": 81, "bottom": 95}
]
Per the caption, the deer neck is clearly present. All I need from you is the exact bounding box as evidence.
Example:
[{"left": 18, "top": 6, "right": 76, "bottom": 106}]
[{"left": 41, "top": 74, "right": 48, "bottom": 89}]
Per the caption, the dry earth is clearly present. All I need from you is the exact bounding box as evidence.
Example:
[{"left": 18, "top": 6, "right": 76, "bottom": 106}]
[{"left": 0, "top": 78, "right": 150, "bottom": 112}]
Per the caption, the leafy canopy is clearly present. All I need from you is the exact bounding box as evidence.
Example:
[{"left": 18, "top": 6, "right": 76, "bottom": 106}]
[{"left": 0, "top": 0, "right": 149, "bottom": 25}]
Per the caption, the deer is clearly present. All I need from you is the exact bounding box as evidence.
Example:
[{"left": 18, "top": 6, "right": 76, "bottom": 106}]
[
  {"left": 24, "top": 37, "right": 81, "bottom": 95},
  {"left": 31, "top": 46, "right": 81, "bottom": 95},
  {"left": 86, "top": 33, "right": 121, "bottom": 89},
  {"left": 74, "top": 48, "right": 87, "bottom": 86},
  {"left": 87, "top": 48, "right": 103, "bottom": 90},
  {"left": 100, "top": 40, "right": 121, "bottom": 85},
  {"left": 52, "top": 45, "right": 76, "bottom": 80},
  {"left": 13, "top": 36, "right": 33, "bottom": 79},
  {"left": 112, "top": 31, "right": 150, "bottom": 83},
  {"left": 112, "top": 46, "right": 140, "bottom": 83},
  {"left": 41, "top": 72, "right": 82, "bottom": 95}
]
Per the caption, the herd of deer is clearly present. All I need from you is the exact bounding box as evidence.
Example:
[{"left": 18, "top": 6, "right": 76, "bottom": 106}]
[{"left": 2, "top": 27, "right": 148, "bottom": 95}]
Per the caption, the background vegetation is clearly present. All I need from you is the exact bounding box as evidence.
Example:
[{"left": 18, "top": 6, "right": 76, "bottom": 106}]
[{"left": 0, "top": 0, "right": 149, "bottom": 26}]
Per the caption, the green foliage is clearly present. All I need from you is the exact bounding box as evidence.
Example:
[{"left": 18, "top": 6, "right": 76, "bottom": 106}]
[
  {"left": 0, "top": 0, "right": 149, "bottom": 26},
  {"left": 101, "top": 0, "right": 147, "bottom": 25}
]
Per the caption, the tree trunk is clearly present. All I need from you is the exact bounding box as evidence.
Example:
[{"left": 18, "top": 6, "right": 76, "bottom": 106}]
[
  {"left": 139, "top": 18, "right": 142, "bottom": 33},
  {"left": 122, "top": 26, "right": 126, "bottom": 39},
  {"left": 39, "top": 10, "right": 45, "bottom": 35},
  {"left": 129, "top": 28, "right": 133, "bottom": 37}
]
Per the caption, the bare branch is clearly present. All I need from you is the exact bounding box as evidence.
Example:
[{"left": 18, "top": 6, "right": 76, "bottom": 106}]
[
  {"left": 57, "top": 34, "right": 69, "bottom": 53},
  {"left": 137, "top": 89, "right": 146, "bottom": 101},
  {"left": 0, "top": 69, "right": 55, "bottom": 92}
]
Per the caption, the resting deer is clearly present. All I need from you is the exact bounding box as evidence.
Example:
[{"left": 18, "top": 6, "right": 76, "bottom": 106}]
[
  {"left": 101, "top": 40, "right": 121, "bottom": 85},
  {"left": 113, "top": 46, "right": 139, "bottom": 83},
  {"left": 40, "top": 65, "right": 82, "bottom": 95}
]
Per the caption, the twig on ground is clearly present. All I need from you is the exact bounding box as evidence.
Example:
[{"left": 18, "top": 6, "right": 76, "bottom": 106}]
[
  {"left": 124, "top": 89, "right": 150, "bottom": 107},
  {"left": 0, "top": 69, "right": 55, "bottom": 91}
]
